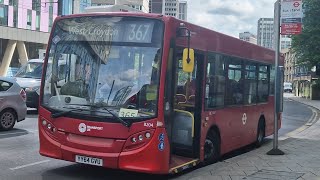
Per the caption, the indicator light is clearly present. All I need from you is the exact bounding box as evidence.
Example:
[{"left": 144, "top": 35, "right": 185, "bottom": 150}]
[
  {"left": 138, "top": 135, "right": 143, "bottom": 141},
  {"left": 131, "top": 137, "right": 137, "bottom": 143}
]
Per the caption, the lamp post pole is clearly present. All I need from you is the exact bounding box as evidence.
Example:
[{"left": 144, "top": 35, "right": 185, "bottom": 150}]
[{"left": 267, "top": 0, "right": 285, "bottom": 156}]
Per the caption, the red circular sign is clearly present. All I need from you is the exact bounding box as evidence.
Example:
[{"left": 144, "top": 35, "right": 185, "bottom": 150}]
[{"left": 293, "top": 2, "right": 300, "bottom": 7}]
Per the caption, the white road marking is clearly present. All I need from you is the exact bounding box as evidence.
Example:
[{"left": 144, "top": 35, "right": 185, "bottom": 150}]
[{"left": 10, "top": 160, "right": 50, "bottom": 170}]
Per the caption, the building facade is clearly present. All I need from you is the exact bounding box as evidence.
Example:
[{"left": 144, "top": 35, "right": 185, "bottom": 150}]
[
  {"left": 58, "top": 0, "right": 92, "bottom": 15},
  {"left": 178, "top": 0, "right": 187, "bottom": 21},
  {"left": 282, "top": 48, "right": 319, "bottom": 99},
  {"left": 164, "top": 0, "right": 178, "bottom": 17},
  {"left": 0, "top": 0, "right": 58, "bottom": 76},
  {"left": 149, "top": 0, "right": 162, "bottom": 14},
  {"left": 281, "top": 35, "right": 292, "bottom": 50},
  {"left": 282, "top": 48, "right": 295, "bottom": 83},
  {"left": 91, "top": 0, "right": 149, "bottom": 13},
  {"left": 149, "top": 0, "right": 187, "bottom": 20},
  {"left": 239, "top": 32, "right": 257, "bottom": 45},
  {"left": 257, "top": 18, "right": 274, "bottom": 49}
]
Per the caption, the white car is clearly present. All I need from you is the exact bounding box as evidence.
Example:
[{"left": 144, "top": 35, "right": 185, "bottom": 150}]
[{"left": 0, "top": 77, "right": 27, "bottom": 130}]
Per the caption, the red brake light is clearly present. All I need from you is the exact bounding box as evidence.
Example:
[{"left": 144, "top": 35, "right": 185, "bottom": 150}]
[{"left": 20, "top": 89, "right": 26, "bottom": 102}]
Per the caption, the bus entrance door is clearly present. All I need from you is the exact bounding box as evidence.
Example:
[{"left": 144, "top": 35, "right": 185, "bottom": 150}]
[{"left": 169, "top": 50, "right": 204, "bottom": 170}]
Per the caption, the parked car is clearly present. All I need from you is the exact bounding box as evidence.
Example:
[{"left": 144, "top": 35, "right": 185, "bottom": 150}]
[
  {"left": 0, "top": 77, "right": 27, "bottom": 130},
  {"left": 14, "top": 59, "right": 43, "bottom": 108},
  {"left": 14, "top": 58, "right": 67, "bottom": 108},
  {"left": 5, "top": 67, "right": 20, "bottom": 77},
  {"left": 284, "top": 82, "right": 293, "bottom": 93}
]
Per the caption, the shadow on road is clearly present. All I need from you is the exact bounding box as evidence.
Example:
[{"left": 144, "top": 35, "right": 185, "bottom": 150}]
[
  {"left": 0, "top": 128, "right": 29, "bottom": 139},
  {"left": 40, "top": 164, "right": 170, "bottom": 180},
  {"left": 38, "top": 140, "right": 274, "bottom": 180}
]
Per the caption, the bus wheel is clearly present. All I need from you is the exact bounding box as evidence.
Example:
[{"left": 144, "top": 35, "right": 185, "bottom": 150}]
[
  {"left": 204, "top": 131, "right": 220, "bottom": 164},
  {"left": 256, "top": 120, "right": 265, "bottom": 147}
]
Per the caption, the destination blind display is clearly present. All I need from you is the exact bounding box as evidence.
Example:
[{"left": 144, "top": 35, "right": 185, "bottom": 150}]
[{"left": 59, "top": 19, "right": 155, "bottom": 43}]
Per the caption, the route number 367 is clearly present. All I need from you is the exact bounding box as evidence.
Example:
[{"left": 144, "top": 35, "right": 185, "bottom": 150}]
[{"left": 128, "top": 24, "right": 151, "bottom": 42}]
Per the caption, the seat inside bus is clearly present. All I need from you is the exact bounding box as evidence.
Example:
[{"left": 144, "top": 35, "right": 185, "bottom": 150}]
[
  {"left": 175, "top": 79, "right": 196, "bottom": 107},
  {"left": 60, "top": 80, "right": 88, "bottom": 98}
]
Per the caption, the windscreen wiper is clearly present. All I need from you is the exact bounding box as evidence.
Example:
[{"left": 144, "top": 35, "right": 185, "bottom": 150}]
[
  {"left": 56, "top": 103, "right": 131, "bottom": 128},
  {"left": 51, "top": 108, "right": 83, "bottom": 118},
  {"left": 100, "top": 107, "right": 131, "bottom": 127}
]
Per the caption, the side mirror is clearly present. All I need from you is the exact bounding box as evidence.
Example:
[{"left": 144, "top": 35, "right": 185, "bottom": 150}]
[{"left": 182, "top": 48, "right": 194, "bottom": 73}]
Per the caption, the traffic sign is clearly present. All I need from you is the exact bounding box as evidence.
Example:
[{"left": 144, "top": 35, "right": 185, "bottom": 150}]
[
  {"left": 281, "top": 0, "right": 303, "bottom": 35},
  {"left": 281, "top": 23, "right": 302, "bottom": 35}
]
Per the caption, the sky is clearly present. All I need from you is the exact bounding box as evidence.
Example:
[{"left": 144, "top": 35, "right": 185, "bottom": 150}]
[{"left": 186, "top": 0, "right": 275, "bottom": 38}]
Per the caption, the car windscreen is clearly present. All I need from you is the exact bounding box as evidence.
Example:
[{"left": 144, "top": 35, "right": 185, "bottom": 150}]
[{"left": 15, "top": 62, "right": 43, "bottom": 79}]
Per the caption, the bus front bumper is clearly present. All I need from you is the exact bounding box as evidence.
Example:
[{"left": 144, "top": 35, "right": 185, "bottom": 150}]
[{"left": 39, "top": 127, "right": 170, "bottom": 174}]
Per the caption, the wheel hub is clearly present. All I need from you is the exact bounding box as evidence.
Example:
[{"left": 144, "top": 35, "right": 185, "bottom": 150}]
[
  {"left": 1, "top": 112, "right": 14, "bottom": 128},
  {"left": 204, "top": 139, "right": 215, "bottom": 160}
]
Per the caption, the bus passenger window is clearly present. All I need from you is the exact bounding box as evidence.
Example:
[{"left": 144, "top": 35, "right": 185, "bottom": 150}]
[
  {"left": 258, "top": 65, "right": 269, "bottom": 103},
  {"left": 205, "top": 53, "right": 225, "bottom": 108},
  {"left": 244, "top": 64, "right": 257, "bottom": 104},
  {"left": 270, "top": 65, "right": 275, "bottom": 95},
  {"left": 226, "top": 57, "right": 243, "bottom": 105}
]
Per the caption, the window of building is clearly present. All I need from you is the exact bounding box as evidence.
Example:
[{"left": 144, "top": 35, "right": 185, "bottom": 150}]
[
  {"left": 36, "top": 11, "right": 40, "bottom": 31},
  {"left": 0, "top": 4, "right": 8, "bottom": 26},
  {"left": 49, "top": 5, "right": 53, "bottom": 31},
  {"left": 80, "top": 0, "right": 91, "bottom": 13},
  {"left": 32, "top": 0, "right": 41, "bottom": 11},
  {"left": 0, "top": 0, "right": 3, "bottom": 4},
  {"left": 61, "top": 0, "right": 73, "bottom": 15},
  {"left": 13, "top": 6, "right": 17, "bottom": 27},
  {"left": 205, "top": 53, "right": 225, "bottom": 108},
  {"left": 9, "top": 0, "right": 18, "bottom": 6},
  {"left": 27, "top": 9, "right": 32, "bottom": 29}
]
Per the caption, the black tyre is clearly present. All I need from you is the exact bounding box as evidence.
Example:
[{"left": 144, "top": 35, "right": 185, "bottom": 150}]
[
  {"left": 256, "top": 120, "right": 265, "bottom": 147},
  {"left": 204, "top": 130, "right": 220, "bottom": 164},
  {"left": 0, "top": 109, "right": 17, "bottom": 131}
]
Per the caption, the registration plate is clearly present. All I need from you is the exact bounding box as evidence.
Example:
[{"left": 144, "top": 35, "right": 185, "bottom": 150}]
[{"left": 75, "top": 155, "right": 103, "bottom": 166}]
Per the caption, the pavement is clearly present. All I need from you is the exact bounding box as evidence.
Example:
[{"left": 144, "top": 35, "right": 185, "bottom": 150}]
[{"left": 174, "top": 95, "right": 320, "bottom": 180}]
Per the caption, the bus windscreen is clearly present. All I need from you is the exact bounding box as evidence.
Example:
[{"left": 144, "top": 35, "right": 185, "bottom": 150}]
[{"left": 42, "top": 16, "right": 164, "bottom": 121}]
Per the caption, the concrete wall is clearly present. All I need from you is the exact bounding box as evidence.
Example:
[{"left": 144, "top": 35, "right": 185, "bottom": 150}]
[{"left": 0, "top": 26, "right": 50, "bottom": 44}]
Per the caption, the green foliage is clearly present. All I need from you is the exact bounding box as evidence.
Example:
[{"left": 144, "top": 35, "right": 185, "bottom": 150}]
[
  {"left": 291, "top": 0, "right": 320, "bottom": 67},
  {"left": 312, "top": 79, "right": 320, "bottom": 89}
]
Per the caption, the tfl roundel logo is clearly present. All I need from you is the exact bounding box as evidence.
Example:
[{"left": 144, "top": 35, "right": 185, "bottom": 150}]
[{"left": 79, "top": 123, "right": 87, "bottom": 133}]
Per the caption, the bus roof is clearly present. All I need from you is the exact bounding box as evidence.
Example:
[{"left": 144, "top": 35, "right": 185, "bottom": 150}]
[{"left": 54, "top": 13, "right": 283, "bottom": 65}]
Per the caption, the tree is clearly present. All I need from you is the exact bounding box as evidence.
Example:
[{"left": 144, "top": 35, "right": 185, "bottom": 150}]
[{"left": 291, "top": 0, "right": 320, "bottom": 67}]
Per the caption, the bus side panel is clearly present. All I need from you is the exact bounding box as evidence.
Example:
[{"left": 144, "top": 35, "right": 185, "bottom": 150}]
[
  {"left": 265, "top": 96, "right": 276, "bottom": 137},
  {"left": 118, "top": 128, "right": 170, "bottom": 174},
  {"left": 200, "top": 110, "right": 237, "bottom": 159}
]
